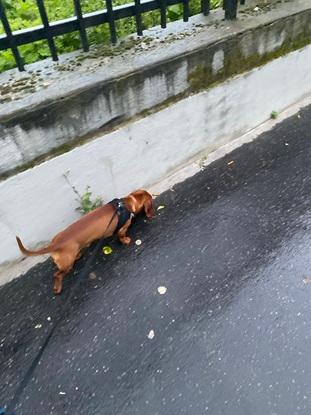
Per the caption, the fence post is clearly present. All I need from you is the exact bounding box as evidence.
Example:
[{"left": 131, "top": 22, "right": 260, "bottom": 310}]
[
  {"left": 106, "top": 0, "right": 117, "bottom": 44},
  {"left": 36, "top": 0, "right": 58, "bottom": 61},
  {"left": 134, "top": 0, "right": 143, "bottom": 36},
  {"left": 201, "top": 0, "right": 210, "bottom": 16},
  {"left": 0, "top": 0, "right": 24, "bottom": 71},
  {"left": 73, "top": 0, "right": 89, "bottom": 52},
  {"left": 224, "top": 0, "right": 238, "bottom": 19}
]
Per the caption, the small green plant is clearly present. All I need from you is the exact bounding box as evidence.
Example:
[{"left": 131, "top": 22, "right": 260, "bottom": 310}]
[
  {"left": 270, "top": 110, "right": 279, "bottom": 119},
  {"left": 76, "top": 186, "right": 103, "bottom": 214},
  {"left": 63, "top": 171, "right": 103, "bottom": 214}
]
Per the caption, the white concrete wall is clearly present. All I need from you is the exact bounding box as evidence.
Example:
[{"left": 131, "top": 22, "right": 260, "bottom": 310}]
[
  {"left": 1, "top": 0, "right": 310, "bottom": 177},
  {"left": 1, "top": 44, "right": 311, "bottom": 269}
]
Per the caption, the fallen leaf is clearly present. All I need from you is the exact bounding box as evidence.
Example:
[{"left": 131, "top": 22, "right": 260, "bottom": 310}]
[
  {"left": 157, "top": 286, "right": 167, "bottom": 295},
  {"left": 135, "top": 239, "right": 142, "bottom": 246},
  {"left": 303, "top": 277, "right": 311, "bottom": 284},
  {"left": 147, "top": 330, "right": 155, "bottom": 340},
  {"left": 102, "top": 246, "right": 113, "bottom": 255},
  {"left": 157, "top": 205, "right": 165, "bottom": 211}
]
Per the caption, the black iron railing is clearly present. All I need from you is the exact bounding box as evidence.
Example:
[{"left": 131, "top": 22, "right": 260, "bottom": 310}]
[{"left": 0, "top": 0, "right": 245, "bottom": 71}]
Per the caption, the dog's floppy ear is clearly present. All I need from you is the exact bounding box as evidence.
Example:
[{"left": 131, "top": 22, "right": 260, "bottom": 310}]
[{"left": 144, "top": 195, "right": 155, "bottom": 218}]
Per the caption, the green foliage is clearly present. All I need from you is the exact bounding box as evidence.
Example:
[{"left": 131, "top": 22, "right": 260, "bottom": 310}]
[
  {"left": 76, "top": 186, "right": 103, "bottom": 215},
  {"left": 270, "top": 110, "right": 279, "bottom": 119},
  {"left": 167, "top": 5, "right": 184, "bottom": 21},
  {"left": 63, "top": 172, "right": 103, "bottom": 214},
  {"left": 0, "top": 50, "right": 15, "bottom": 72},
  {"left": 0, "top": 0, "right": 222, "bottom": 72}
]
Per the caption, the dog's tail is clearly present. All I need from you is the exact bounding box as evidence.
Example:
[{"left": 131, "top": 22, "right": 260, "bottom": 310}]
[{"left": 16, "top": 236, "right": 53, "bottom": 257}]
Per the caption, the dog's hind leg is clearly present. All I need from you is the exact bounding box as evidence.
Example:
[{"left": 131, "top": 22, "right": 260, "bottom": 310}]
[
  {"left": 53, "top": 270, "right": 70, "bottom": 295},
  {"left": 52, "top": 252, "right": 76, "bottom": 295}
]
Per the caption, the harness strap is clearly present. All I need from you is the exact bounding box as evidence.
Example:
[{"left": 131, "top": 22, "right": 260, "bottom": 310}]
[{"left": 109, "top": 198, "right": 134, "bottom": 230}]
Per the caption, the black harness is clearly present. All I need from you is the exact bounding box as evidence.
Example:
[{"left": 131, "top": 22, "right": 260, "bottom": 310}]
[{"left": 109, "top": 198, "right": 134, "bottom": 230}]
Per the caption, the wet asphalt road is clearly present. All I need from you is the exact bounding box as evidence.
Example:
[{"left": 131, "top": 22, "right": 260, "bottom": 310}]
[{"left": 1, "top": 105, "right": 311, "bottom": 415}]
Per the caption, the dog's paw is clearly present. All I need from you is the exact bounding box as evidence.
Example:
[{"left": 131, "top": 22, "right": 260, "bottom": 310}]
[
  {"left": 53, "top": 285, "right": 62, "bottom": 295},
  {"left": 53, "top": 278, "right": 63, "bottom": 295},
  {"left": 120, "top": 236, "right": 131, "bottom": 245}
]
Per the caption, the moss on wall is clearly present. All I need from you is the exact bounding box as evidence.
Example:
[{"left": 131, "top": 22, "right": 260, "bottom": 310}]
[{"left": 188, "top": 15, "right": 311, "bottom": 91}]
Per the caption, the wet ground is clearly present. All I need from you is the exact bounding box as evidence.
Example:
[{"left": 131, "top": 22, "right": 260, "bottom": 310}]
[{"left": 1, "top": 104, "right": 311, "bottom": 415}]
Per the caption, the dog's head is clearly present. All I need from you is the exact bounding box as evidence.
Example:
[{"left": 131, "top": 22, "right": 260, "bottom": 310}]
[{"left": 125, "top": 189, "right": 155, "bottom": 218}]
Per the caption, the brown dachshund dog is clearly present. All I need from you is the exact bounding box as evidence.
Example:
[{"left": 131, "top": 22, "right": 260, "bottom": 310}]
[{"left": 16, "top": 190, "right": 154, "bottom": 294}]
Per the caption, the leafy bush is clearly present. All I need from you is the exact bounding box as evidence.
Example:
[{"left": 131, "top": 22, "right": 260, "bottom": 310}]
[{"left": 0, "top": 0, "right": 222, "bottom": 72}]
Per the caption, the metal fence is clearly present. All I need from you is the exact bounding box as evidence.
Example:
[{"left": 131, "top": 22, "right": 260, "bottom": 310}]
[{"left": 0, "top": 0, "right": 245, "bottom": 71}]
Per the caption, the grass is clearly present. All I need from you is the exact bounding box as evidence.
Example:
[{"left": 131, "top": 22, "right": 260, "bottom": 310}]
[
  {"left": 0, "top": 0, "right": 222, "bottom": 72},
  {"left": 270, "top": 110, "right": 279, "bottom": 119}
]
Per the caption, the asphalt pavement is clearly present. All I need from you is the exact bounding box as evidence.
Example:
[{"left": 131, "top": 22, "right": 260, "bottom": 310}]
[{"left": 0, "top": 104, "right": 311, "bottom": 415}]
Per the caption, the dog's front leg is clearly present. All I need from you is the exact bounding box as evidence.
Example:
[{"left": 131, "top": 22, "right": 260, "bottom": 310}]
[{"left": 118, "top": 219, "right": 132, "bottom": 245}]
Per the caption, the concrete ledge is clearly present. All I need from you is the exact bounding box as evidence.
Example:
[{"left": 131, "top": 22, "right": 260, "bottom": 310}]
[
  {"left": 1, "top": 43, "right": 311, "bottom": 273},
  {"left": 0, "top": 0, "right": 310, "bottom": 178}
]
